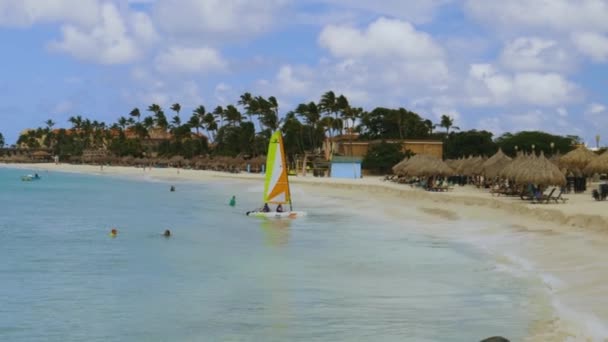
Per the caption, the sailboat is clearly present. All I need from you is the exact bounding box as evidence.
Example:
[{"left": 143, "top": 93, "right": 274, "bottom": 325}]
[{"left": 246, "top": 131, "right": 306, "bottom": 218}]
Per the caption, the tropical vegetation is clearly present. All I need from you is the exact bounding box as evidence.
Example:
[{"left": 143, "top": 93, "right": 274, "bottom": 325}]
[{"left": 9, "top": 90, "right": 582, "bottom": 169}]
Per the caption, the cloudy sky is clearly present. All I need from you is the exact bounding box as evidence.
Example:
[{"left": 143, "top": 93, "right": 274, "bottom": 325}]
[{"left": 1, "top": 0, "right": 607, "bottom": 144}]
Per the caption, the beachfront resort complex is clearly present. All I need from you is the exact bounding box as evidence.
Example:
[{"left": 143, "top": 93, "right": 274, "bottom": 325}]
[{"left": 2, "top": 1, "right": 608, "bottom": 341}]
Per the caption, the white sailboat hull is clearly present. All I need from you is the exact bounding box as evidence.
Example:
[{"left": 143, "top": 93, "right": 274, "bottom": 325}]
[{"left": 246, "top": 211, "right": 307, "bottom": 218}]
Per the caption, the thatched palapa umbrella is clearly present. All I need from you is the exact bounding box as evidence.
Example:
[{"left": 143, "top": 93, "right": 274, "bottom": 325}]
[
  {"left": 583, "top": 150, "right": 608, "bottom": 175},
  {"left": 456, "top": 155, "right": 485, "bottom": 176},
  {"left": 559, "top": 146, "right": 597, "bottom": 171},
  {"left": 394, "top": 154, "right": 453, "bottom": 177},
  {"left": 481, "top": 149, "right": 512, "bottom": 179},
  {"left": 503, "top": 152, "right": 566, "bottom": 186}
]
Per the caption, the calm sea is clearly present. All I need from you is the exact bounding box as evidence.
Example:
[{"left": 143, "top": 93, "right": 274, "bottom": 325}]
[{"left": 0, "top": 167, "right": 547, "bottom": 341}]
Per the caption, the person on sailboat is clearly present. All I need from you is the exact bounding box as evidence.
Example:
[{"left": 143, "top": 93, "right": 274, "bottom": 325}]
[
  {"left": 276, "top": 204, "right": 283, "bottom": 212},
  {"left": 262, "top": 203, "right": 270, "bottom": 212}
]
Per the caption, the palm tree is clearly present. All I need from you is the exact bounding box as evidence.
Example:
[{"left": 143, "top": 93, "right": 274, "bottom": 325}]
[
  {"left": 213, "top": 106, "right": 225, "bottom": 128},
  {"left": 295, "top": 102, "right": 321, "bottom": 149},
  {"left": 129, "top": 108, "right": 141, "bottom": 122},
  {"left": 424, "top": 119, "right": 434, "bottom": 135},
  {"left": 189, "top": 112, "right": 202, "bottom": 135},
  {"left": 44, "top": 119, "right": 55, "bottom": 131},
  {"left": 238, "top": 92, "right": 255, "bottom": 124},
  {"left": 170, "top": 103, "right": 181, "bottom": 121},
  {"left": 68, "top": 115, "right": 83, "bottom": 130},
  {"left": 336, "top": 95, "right": 350, "bottom": 135},
  {"left": 142, "top": 116, "right": 155, "bottom": 131},
  {"left": 203, "top": 113, "right": 218, "bottom": 142},
  {"left": 155, "top": 110, "right": 169, "bottom": 131},
  {"left": 117, "top": 117, "right": 129, "bottom": 131},
  {"left": 438, "top": 114, "right": 459, "bottom": 135},
  {"left": 147, "top": 104, "right": 161, "bottom": 115},
  {"left": 0, "top": 132, "right": 4, "bottom": 148},
  {"left": 224, "top": 105, "right": 242, "bottom": 126}
]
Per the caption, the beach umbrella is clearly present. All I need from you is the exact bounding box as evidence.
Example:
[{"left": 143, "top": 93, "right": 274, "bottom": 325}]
[
  {"left": 392, "top": 156, "right": 411, "bottom": 174},
  {"left": 396, "top": 154, "right": 454, "bottom": 177},
  {"left": 549, "top": 151, "right": 561, "bottom": 166},
  {"left": 456, "top": 155, "right": 485, "bottom": 176},
  {"left": 559, "top": 146, "right": 597, "bottom": 171},
  {"left": 583, "top": 150, "right": 608, "bottom": 175},
  {"left": 506, "top": 152, "right": 566, "bottom": 186},
  {"left": 481, "top": 149, "right": 512, "bottom": 179}
]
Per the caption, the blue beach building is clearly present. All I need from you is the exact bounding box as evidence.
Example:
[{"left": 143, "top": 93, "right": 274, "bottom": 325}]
[{"left": 330, "top": 156, "right": 362, "bottom": 179}]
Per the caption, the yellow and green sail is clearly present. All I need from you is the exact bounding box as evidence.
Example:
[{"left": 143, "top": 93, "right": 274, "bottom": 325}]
[{"left": 263, "top": 131, "right": 291, "bottom": 205}]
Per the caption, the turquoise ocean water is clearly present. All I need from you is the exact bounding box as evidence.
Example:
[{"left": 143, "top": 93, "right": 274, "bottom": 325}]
[{"left": 0, "top": 168, "right": 547, "bottom": 341}]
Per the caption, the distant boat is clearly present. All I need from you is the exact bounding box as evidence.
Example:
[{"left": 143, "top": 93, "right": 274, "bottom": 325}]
[{"left": 246, "top": 131, "right": 306, "bottom": 218}]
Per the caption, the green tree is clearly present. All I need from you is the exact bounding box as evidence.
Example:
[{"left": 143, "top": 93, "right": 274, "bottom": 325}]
[
  {"left": 0, "top": 132, "right": 4, "bottom": 148},
  {"left": 170, "top": 103, "right": 181, "bottom": 121},
  {"left": 358, "top": 107, "right": 429, "bottom": 140},
  {"left": 129, "top": 108, "right": 141, "bottom": 122},
  {"left": 295, "top": 102, "right": 322, "bottom": 150},
  {"left": 362, "top": 142, "right": 408, "bottom": 174},
  {"left": 444, "top": 130, "right": 497, "bottom": 159},
  {"left": 437, "top": 114, "right": 459, "bottom": 135},
  {"left": 495, "top": 131, "right": 577, "bottom": 156}
]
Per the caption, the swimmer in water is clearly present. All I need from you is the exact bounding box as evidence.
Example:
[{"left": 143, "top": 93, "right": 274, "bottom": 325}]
[
  {"left": 163, "top": 229, "right": 171, "bottom": 237},
  {"left": 110, "top": 228, "right": 118, "bottom": 237},
  {"left": 170, "top": 185, "right": 175, "bottom": 192}
]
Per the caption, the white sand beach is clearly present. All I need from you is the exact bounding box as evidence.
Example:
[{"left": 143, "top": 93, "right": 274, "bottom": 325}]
[{"left": 5, "top": 162, "right": 608, "bottom": 341}]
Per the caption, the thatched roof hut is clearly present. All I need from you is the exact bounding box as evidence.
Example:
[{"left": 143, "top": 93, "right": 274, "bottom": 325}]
[
  {"left": 456, "top": 156, "right": 485, "bottom": 176},
  {"left": 481, "top": 149, "right": 512, "bottom": 179},
  {"left": 392, "top": 157, "right": 411, "bottom": 174},
  {"left": 502, "top": 152, "right": 566, "bottom": 186},
  {"left": 583, "top": 150, "right": 608, "bottom": 175},
  {"left": 394, "top": 154, "right": 453, "bottom": 177},
  {"left": 559, "top": 146, "right": 597, "bottom": 171}
]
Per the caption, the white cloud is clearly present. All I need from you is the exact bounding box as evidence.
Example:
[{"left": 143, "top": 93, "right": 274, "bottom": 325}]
[
  {"left": 467, "top": 64, "right": 579, "bottom": 106},
  {"left": 500, "top": 37, "right": 573, "bottom": 72},
  {"left": 572, "top": 32, "right": 608, "bottom": 62},
  {"left": 48, "top": 3, "right": 156, "bottom": 64},
  {"left": 588, "top": 103, "right": 606, "bottom": 114},
  {"left": 478, "top": 109, "right": 577, "bottom": 137},
  {"left": 465, "top": 0, "right": 608, "bottom": 34},
  {"left": 52, "top": 100, "right": 73, "bottom": 114},
  {"left": 0, "top": 0, "right": 101, "bottom": 28},
  {"left": 315, "top": 0, "right": 450, "bottom": 24},
  {"left": 276, "top": 65, "right": 311, "bottom": 95},
  {"left": 153, "top": 0, "right": 286, "bottom": 39},
  {"left": 318, "top": 17, "right": 448, "bottom": 88},
  {"left": 154, "top": 46, "right": 227, "bottom": 73},
  {"left": 319, "top": 17, "right": 443, "bottom": 61}
]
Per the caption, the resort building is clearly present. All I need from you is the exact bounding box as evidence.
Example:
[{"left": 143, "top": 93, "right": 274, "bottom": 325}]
[{"left": 324, "top": 134, "right": 444, "bottom": 159}]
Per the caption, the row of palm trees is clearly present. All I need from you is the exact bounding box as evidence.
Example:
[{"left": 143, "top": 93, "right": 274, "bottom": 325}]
[{"left": 15, "top": 90, "right": 459, "bottom": 160}]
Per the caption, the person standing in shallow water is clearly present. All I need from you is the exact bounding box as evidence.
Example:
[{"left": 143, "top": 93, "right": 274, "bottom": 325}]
[
  {"left": 229, "top": 196, "right": 236, "bottom": 207},
  {"left": 163, "top": 229, "right": 171, "bottom": 237}
]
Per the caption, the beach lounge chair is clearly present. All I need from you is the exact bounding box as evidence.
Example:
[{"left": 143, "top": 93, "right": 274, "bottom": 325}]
[
  {"left": 532, "top": 188, "right": 556, "bottom": 204},
  {"left": 550, "top": 189, "right": 569, "bottom": 203}
]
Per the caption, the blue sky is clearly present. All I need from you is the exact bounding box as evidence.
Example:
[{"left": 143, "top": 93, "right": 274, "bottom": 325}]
[{"left": 1, "top": 0, "right": 607, "bottom": 145}]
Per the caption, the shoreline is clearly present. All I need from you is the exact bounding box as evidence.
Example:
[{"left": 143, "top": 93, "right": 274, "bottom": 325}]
[{"left": 4, "top": 163, "right": 608, "bottom": 340}]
